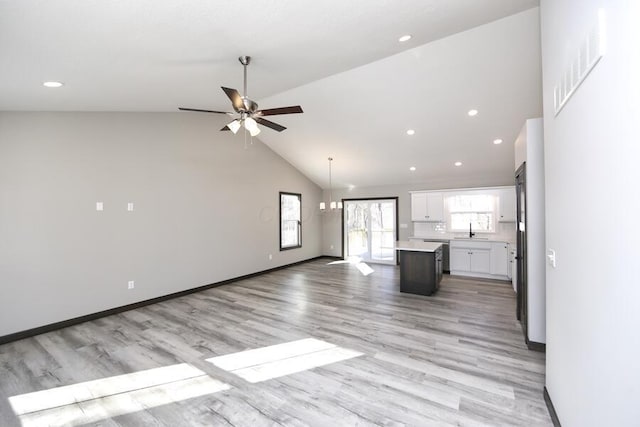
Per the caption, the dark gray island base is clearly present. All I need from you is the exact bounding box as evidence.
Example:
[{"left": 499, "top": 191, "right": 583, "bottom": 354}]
[{"left": 395, "top": 241, "right": 443, "bottom": 296}]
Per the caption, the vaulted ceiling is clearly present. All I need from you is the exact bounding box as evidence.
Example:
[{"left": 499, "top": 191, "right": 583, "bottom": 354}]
[{"left": 0, "top": 0, "right": 541, "bottom": 189}]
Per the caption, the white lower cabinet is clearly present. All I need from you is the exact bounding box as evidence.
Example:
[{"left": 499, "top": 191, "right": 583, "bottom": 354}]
[
  {"left": 450, "top": 240, "right": 509, "bottom": 279},
  {"left": 470, "top": 250, "right": 491, "bottom": 273},
  {"left": 490, "top": 242, "right": 509, "bottom": 276},
  {"left": 450, "top": 248, "right": 471, "bottom": 271}
]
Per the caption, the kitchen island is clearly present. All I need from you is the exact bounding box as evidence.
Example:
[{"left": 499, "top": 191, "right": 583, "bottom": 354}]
[{"left": 395, "top": 240, "right": 443, "bottom": 296}]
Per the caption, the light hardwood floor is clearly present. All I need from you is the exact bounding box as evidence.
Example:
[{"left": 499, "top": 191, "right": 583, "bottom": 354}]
[{"left": 0, "top": 259, "right": 551, "bottom": 426}]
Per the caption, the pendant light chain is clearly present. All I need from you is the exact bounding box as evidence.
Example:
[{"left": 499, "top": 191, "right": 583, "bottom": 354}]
[{"left": 320, "top": 156, "right": 341, "bottom": 211}]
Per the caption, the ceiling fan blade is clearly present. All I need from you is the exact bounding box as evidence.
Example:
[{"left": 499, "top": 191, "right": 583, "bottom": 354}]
[
  {"left": 220, "top": 125, "right": 230, "bottom": 131},
  {"left": 179, "top": 107, "right": 231, "bottom": 114},
  {"left": 256, "top": 117, "right": 287, "bottom": 132},
  {"left": 221, "top": 87, "right": 244, "bottom": 111},
  {"left": 258, "top": 106, "right": 304, "bottom": 116}
]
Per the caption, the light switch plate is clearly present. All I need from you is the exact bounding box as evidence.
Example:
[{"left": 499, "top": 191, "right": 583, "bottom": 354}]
[
  {"left": 127, "top": 202, "right": 134, "bottom": 211},
  {"left": 96, "top": 202, "right": 104, "bottom": 211}
]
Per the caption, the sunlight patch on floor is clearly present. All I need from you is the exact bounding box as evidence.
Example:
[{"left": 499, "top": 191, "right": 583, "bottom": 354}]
[
  {"left": 355, "top": 262, "right": 375, "bottom": 276},
  {"left": 9, "top": 363, "right": 230, "bottom": 427},
  {"left": 327, "top": 257, "right": 375, "bottom": 276},
  {"left": 207, "top": 338, "right": 363, "bottom": 383}
]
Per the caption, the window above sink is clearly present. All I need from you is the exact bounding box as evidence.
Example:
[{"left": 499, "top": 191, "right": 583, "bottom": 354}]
[{"left": 447, "top": 194, "right": 496, "bottom": 233}]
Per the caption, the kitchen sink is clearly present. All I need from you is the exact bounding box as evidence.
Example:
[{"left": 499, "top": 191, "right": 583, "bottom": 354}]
[{"left": 453, "top": 237, "right": 489, "bottom": 240}]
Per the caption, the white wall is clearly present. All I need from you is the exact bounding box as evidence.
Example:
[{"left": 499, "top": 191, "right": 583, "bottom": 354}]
[
  {"left": 541, "top": 1, "right": 640, "bottom": 425},
  {"left": 0, "top": 112, "right": 322, "bottom": 337},
  {"left": 514, "top": 118, "right": 546, "bottom": 344}
]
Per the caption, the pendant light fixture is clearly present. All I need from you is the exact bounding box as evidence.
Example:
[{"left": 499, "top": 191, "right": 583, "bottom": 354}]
[{"left": 320, "top": 157, "right": 342, "bottom": 211}]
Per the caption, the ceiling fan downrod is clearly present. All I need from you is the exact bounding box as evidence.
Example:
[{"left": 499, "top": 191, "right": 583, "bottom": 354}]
[{"left": 239, "top": 56, "right": 251, "bottom": 98}]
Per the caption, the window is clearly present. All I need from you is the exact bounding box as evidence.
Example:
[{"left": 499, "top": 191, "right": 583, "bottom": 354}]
[
  {"left": 280, "top": 192, "right": 301, "bottom": 250},
  {"left": 448, "top": 194, "right": 495, "bottom": 232}
]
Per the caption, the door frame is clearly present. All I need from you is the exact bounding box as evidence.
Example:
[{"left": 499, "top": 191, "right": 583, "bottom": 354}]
[
  {"left": 515, "top": 162, "right": 528, "bottom": 339},
  {"left": 341, "top": 197, "right": 399, "bottom": 262}
]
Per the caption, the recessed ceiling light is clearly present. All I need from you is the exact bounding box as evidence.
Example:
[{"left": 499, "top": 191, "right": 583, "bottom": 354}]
[
  {"left": 43, "top": 81, "right": 63, "bottom": 88},
  {"left": 406, "top": 129, "right": 415, "bottom": 135},
  {"left": 409, "top": 166, "right": 416, "bottom": 171},
  {"left": 454, "top": 161, "right": 462, "bottom": 167},
  {"left": 493, "top": 138, "right": 503, "bottom": 145},
  {"left": 467, "top": 109, "right": 478, "bottom": 117},
  {"left": 398, "top": 35, "right": 412, "bottom": 42}
]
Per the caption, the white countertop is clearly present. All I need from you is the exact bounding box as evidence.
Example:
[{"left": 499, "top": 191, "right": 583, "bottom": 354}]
[
  {"left": 395, "top": 240, "right": 442, "bottom": 253},
  {"left": 409, "top": 236, "right": 514, "bottom": 244}
]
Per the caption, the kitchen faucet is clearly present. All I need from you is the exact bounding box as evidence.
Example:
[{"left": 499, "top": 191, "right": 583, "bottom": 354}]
[{"left": 469, "top": 222, "right": 475, "bottom": 239}]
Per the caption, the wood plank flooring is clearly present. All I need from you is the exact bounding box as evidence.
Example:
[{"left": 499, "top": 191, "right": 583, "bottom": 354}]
[{"left": 0, "top": 259, "right": 551, "bottom": 426}]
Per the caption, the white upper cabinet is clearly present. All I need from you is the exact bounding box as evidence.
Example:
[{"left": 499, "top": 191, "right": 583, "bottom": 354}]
[
  {"left": 426, "top": 193, "right": 444, "bottom": 222},
  {"left": 498, "top": 188, "right": 516, "bottom": 222},
  {"left": 411, "top": 192, "right": 444, "bottom": 222},
  {"left": 411, "top": 192, "right": 428, "bottom": 221}
]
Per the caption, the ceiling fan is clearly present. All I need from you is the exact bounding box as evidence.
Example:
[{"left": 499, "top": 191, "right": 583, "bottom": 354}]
[{"left": 179, "top": 56, "right": 303, "bottom": 136}]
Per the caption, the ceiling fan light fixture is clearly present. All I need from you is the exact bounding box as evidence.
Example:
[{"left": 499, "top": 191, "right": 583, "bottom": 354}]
[
  {"left": 319, "top": 202, "right": 326, "bottom": 211},
  {"left": 244, "top": 116, "right": 257, "bottom": 129},
  {"left": 248, "top": 126, "right": 261, "bottom": 137},
  {"left": 227, "top": 119, "right": 241, "bottom": 134},
  {"left": 330, "top": 201, "right": 337, "bottom": 210},
  {"left": 244, "top": 117, "right": 261, "bottom": 136}
]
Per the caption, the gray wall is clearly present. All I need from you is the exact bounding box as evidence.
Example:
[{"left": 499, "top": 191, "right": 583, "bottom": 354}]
[
  {"left": 541, "top": 1, "right": 640, "bottom": 425},
  {"left": 0, "top": 112, "right": 322, "bottom": 336}
]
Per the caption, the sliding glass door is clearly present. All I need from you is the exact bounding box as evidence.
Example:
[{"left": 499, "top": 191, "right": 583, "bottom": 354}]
[{"left": 343, "top": 198, "right": 397, "bottom": 265}]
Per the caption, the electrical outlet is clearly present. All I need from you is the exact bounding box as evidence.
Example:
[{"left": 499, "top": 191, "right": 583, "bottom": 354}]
[
  {"left": 330, "top": 245, "right": 334, "bottom": 250},
  {"left": 128, "top": 281, "right": 135, "bottom": 290},
  {"left": 127, "top": 202, "right": 134, "bottom": 211},
  {"left": 96, "top": 202, "right": 104, "bottom": 211},
  {"left": 269, "top": 254, "right": 272, "bottom": 260}
]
